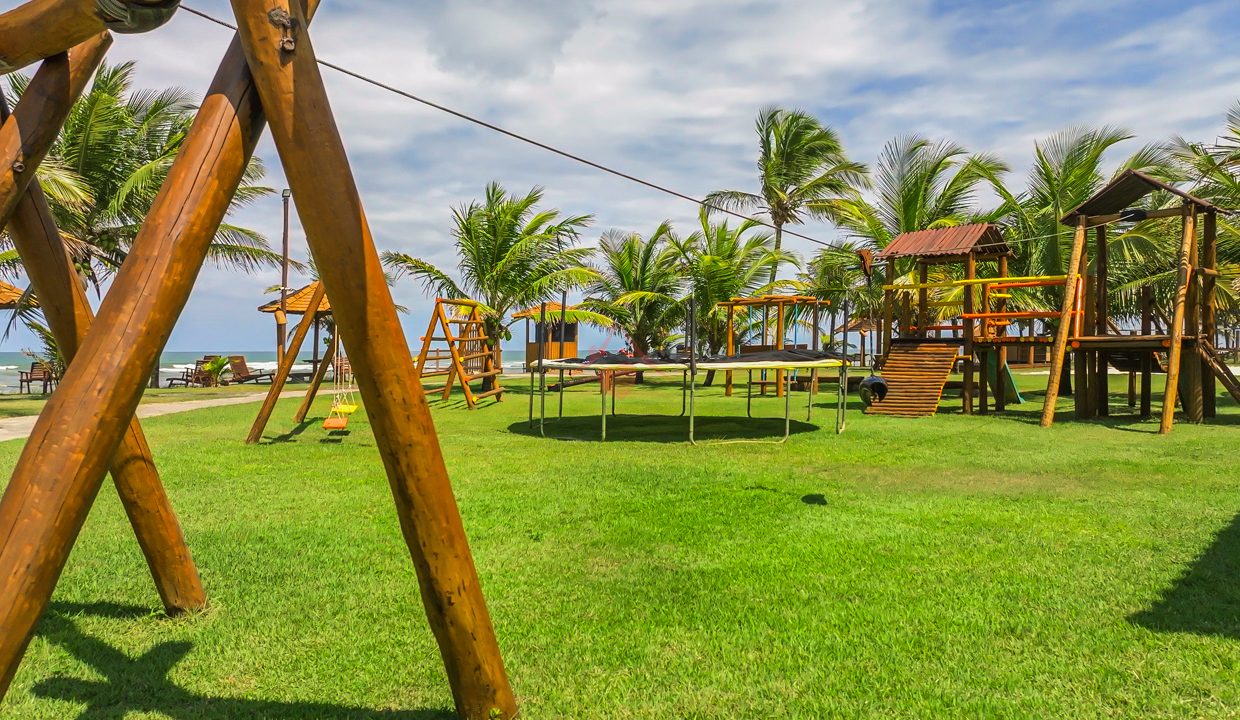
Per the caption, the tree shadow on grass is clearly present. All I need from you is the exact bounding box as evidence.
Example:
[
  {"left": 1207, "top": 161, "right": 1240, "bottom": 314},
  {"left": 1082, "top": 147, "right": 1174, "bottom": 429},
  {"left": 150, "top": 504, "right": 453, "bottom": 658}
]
[
  {"left": 1130, "top": 513, "right": 1240, "bottom": 639},
  {"left": 507, "top": 413, "right": 819, "bottom": 443},
  {"left": 31, "top": 602, "right": 452, "bottom": 719}
]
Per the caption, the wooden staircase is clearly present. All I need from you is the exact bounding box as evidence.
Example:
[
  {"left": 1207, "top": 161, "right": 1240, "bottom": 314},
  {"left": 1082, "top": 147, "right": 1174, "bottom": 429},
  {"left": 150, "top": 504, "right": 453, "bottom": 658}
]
[
  {"left": 1198, "top": 339, "right": 1240, "bottom": 404},
  {"left": 415, "top": 298, "right": 504, "bottom": 408},
  {"left": 866, "top": 341, "right": 959, "bottom": 417}
]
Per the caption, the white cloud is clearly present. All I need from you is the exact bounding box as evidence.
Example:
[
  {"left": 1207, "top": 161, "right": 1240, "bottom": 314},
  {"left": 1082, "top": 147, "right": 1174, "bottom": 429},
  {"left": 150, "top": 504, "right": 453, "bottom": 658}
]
[{"left": 12, "top": 0, "right": 1234, "bottom": 354}]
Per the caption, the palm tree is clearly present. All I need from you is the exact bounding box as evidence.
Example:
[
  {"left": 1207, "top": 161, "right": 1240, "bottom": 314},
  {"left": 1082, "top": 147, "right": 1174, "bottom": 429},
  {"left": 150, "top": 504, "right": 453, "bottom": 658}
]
[
  {"left": 381, "top": 182, "right": 596, "bottom": 389},
  {"left": 3, "top": 61, "right": 281, "bottom": 288},
  {"left": 579, "top": 223, "right": 684, "bottom": 381},
  {"left": 797, "top": 242, "right": 884, "bottom": 356},
  {"left": 808, "top": 135, "right": 1007, "bottom": 355},
  {"left": 821, "top": 135, "right": 1008, "bottom": 252},
  {"left": 671, "top": 208, "right": 793, "bottom": 385},
  {"left": 706, "top": 106, "right": 867, "bottom": 284}
]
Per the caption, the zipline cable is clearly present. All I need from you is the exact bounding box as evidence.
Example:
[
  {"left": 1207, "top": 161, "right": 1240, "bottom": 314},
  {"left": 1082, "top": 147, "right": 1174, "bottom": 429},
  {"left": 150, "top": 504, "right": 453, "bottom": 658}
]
[{"left": 180, "top": 4, "right": 836, "bottom": 247}]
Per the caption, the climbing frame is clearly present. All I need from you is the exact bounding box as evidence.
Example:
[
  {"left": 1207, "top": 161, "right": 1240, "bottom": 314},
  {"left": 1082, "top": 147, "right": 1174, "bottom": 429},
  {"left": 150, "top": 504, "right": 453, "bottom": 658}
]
[{"left": 416, "top": 298, "right": 504, "bottom": 408}]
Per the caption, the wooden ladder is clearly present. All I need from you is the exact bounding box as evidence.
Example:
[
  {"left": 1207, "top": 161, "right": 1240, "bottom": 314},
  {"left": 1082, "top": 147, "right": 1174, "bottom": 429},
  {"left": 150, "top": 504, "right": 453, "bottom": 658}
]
[
  {"left": 1197, "top": 339, "right": 1240, "bottom": 404},
  {"left": 415, "top": 298, "right": 504, "bottom": 408},
  {"left": 866, "top": 341, "right": 959, "bottom": 417}
]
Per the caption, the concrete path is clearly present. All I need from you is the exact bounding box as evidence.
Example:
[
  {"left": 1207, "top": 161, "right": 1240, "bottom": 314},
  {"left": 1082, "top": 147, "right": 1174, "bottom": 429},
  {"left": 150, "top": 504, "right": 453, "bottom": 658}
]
[{"left": 0, "top": 390, "right": 307, "bottom": 443}]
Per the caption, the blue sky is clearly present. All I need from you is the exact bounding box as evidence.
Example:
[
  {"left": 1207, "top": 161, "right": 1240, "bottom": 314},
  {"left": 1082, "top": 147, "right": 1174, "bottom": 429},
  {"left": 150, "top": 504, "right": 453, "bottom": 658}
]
[{"left": 8, "top": 0, "right": 1240, "bottom": 354}]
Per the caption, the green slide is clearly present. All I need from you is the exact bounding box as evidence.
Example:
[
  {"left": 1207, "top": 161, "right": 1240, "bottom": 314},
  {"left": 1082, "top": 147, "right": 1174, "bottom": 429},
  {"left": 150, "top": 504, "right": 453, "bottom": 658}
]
[{"left": 983, "top": 351, "right": 1023, "bottom": 404}]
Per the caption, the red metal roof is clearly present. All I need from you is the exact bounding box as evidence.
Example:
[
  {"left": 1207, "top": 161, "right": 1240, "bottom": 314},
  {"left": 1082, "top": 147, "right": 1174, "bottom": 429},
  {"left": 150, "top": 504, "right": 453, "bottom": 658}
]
[{"left": 877, "top": 223, "right": 1010, "bottom": 261}]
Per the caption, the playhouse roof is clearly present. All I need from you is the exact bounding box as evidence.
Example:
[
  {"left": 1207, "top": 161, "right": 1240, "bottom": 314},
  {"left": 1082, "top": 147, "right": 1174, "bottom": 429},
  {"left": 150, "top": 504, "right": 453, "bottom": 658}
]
[
  {"left": 1061, "top": 169, "right": 1222, "bottom": 225},
  {"left": 877, "top": 223, "right": 1010, "bottom": 261},
  {"left": 257, "top": 281, "right": 331, "bottom": 315}
]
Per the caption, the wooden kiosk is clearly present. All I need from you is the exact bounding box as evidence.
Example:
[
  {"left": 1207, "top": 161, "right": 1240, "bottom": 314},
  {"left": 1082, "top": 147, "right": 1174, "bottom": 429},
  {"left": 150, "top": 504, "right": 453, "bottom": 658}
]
[
  {"left": 1040, "top": 170, "right": 1239, "bottom": 433},
  {"left": 0, "top": 4, "right": 515, "bottom": 718},
  {"left": 718, "top": 294, "right": 825, "bottom": 397},
  {"left": 514, "top": 302, "right": 579, "bottom": 370},
  {"left": 874, "top": 224, "right": 1052, "bottom": 417}
]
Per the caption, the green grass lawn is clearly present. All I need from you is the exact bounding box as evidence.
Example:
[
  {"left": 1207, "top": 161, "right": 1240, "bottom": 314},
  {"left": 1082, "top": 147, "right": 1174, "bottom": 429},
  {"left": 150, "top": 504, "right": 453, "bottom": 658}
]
[{"left": 2, "top": 370, "right": 1239, "bottom": 718}]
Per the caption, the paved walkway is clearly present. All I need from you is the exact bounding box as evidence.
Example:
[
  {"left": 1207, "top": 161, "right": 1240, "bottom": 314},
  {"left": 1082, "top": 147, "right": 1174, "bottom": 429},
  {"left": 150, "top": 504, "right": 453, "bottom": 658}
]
[{"left": 0, "top": 390, "right": 307, "bottom": 443}]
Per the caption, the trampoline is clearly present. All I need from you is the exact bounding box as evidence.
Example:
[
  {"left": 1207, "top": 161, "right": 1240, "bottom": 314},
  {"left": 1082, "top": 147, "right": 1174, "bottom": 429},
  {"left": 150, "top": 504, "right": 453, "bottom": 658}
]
[{"left": 529, "top": 350, "right": 848, "bottom": 444}]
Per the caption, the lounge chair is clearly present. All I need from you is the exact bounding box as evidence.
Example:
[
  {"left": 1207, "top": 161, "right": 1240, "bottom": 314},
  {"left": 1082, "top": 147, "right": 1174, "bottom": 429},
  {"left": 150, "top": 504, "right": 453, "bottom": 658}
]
[
  {"left": 228, "top": 355, "right": 273, "bottom": 384},
  {"left": 18, "top": 362, "right": 55, "bottom": 394},
  {"left": 166, "top": 358, "right": 213, "bottom": 388}
]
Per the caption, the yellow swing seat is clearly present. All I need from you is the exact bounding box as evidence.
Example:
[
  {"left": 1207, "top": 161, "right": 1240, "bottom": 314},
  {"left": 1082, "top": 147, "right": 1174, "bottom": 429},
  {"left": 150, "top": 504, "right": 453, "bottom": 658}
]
[
  {"left": 334, "top": 403, "right": 359, "bottom": 415},
  {"left": 322, "top": 416, "right": 349, "bottom": 430}
]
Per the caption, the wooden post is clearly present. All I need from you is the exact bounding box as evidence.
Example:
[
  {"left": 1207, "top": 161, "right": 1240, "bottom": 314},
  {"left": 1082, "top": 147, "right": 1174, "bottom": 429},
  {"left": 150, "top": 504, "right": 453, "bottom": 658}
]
[
  {"left": 962, "top": 254, "right": 976, "bottom": 414},
  {"left": 1040, "top": 220, "right": 1088, "bottom": 427},
  {"left": 1202, "top": 210, "right": 1218, "bottom": 418},
  {"left": 8, "top": 177, "right": 206, "bottom": 615},
  {"left": 1140, "top": 286, "right": 1153, "bottom": 418},
  {"left": 229, "top": 3, "right": 516, "bottom": 717},
  {"left": 775, "top": 300, "right": 785, "bottom": 398},
  {"left": 1161, "top": 205, "right": 1197, "bottom": 434},
  {"left": 1181, "top": 210, "right": 1203, "bottom": 423},
  {"left": 294, "top": 324, "right": 335, "bottom": 423},
  {"left": 1094, "top": 226, "right": 1109, "bottom": 417},
  {"left": 0, "top": 34, "right": 110, "bottom": 228},
  {"left": 1076, "top": 273, "right": 1094, "bottom": 420},
  {"left": 0, "top": 20, "right": 307, "bottom": 697},
  {"left": 881, "top": 280, "right": 894, "bottom": 360},
  {"left": 246, "top": 282, "right": 325, "bottom": 443},
  {"left": 917, "top": 261, "right": 928, "bottom": 338},
  {"left": 0, "top": 0, "right": 174, "bottom": 74},
  {"left": 996, "top": 255, "right": 1008, "bottom": 413}
]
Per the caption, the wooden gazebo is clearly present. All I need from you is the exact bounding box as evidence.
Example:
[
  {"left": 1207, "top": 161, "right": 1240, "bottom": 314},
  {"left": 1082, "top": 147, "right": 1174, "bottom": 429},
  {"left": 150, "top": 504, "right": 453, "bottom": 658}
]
[
  {"left": 513, "top": 302, "right": 578, "bottom": 369},
  {"left": 1042, "top": 169, "right": 1238, "bottom": 433},
  {"left": 257, "top": 280, "right": 331, "bottom": 369},
  {"left": 716, "top": 294, "right": 826, "bottom": 397}
]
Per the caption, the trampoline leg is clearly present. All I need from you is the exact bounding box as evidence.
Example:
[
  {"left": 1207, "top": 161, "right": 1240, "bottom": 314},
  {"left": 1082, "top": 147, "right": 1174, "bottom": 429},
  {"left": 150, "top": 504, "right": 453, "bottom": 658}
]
[
  {"left": 837, "top": 365, "right": 847, "bottom": 434},
  {"left": 781, "top": 373, "right": 792, "bottom": 443},
  {"left": 807, "top": 368, "right": 816, "bottom": 422},
  {"left": 746, "top": 371, "right": 754, "bottom": 419},
  {"left": 527, "top": 368, "right": 535, "bottom": 428},
  {"left": 600, "top": 373, "right": 607, "bottom": 441},
  {"left": 689, "top": 369, "right": 697, "bottom": 445}
]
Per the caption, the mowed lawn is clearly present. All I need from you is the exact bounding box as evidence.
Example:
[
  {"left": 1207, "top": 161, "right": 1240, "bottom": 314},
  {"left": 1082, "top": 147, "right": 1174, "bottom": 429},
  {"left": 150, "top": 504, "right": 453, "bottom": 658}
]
[{"left": 2, "top": 370, "right": 1240, "bottom": 718}]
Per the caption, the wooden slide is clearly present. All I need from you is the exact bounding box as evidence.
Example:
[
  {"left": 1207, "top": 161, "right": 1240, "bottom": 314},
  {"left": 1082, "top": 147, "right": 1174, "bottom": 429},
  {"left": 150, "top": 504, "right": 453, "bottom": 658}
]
[{"left": 866, "top": 341, "right": 959, "bottom": 417}]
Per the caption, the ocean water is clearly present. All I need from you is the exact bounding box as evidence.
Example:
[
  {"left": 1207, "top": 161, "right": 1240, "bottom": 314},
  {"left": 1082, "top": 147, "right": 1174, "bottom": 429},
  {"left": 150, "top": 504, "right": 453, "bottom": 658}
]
[{"left": 0, "top": 349, "right": 531, "bottom": 394}]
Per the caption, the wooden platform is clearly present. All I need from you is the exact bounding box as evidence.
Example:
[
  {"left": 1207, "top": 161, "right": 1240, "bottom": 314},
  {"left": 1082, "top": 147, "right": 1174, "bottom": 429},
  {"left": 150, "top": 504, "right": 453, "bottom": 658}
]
[{"left": 866, "top": 341, "right": 959, "bottom": 418}]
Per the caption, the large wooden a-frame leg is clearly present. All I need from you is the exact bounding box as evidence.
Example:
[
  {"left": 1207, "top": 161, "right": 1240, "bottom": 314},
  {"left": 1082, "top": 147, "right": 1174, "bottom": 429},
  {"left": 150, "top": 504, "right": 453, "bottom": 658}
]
[
  {"left": 0, "top": 41, "right": 205, "bottom": 617},
  {"left": 0, "top": 6, "right": 324, "bottom": 693},
  {"left": 0, "top": 0, "right": 178, "bottom": 74},
  {"left": 0, "top": 33, "right": 109, "bottom": 224},
  {"left": 1160, "top": 205, "right": 1197, "bottom": 435},
  {"left": 294, "top": 324, "right": 336, "bottom": 423},
  {"left": 246, "top": 282, "right": 325, "bottom": 443},
  {"left": 8, "top": 181, "right": 207, "bottom": 615},
  {"left": 230, "top": 2, "right": 516, "bottom": 717},
  {"left": 1040, "top": 220, "right": 1088, "bottom": 427}
]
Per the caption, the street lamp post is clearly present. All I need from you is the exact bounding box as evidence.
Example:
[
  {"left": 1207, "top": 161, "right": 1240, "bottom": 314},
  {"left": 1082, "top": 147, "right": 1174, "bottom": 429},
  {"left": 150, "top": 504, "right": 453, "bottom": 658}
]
[{"left": 277, "top": 188, "right": 291, "bottom": 364}]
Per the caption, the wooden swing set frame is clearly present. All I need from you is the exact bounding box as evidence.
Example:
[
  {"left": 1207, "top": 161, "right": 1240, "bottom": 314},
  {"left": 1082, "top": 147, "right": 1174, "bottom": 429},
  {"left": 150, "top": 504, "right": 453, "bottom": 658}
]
[{"left": 0, "top": 2, "right": 515, "bottom": 718}]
